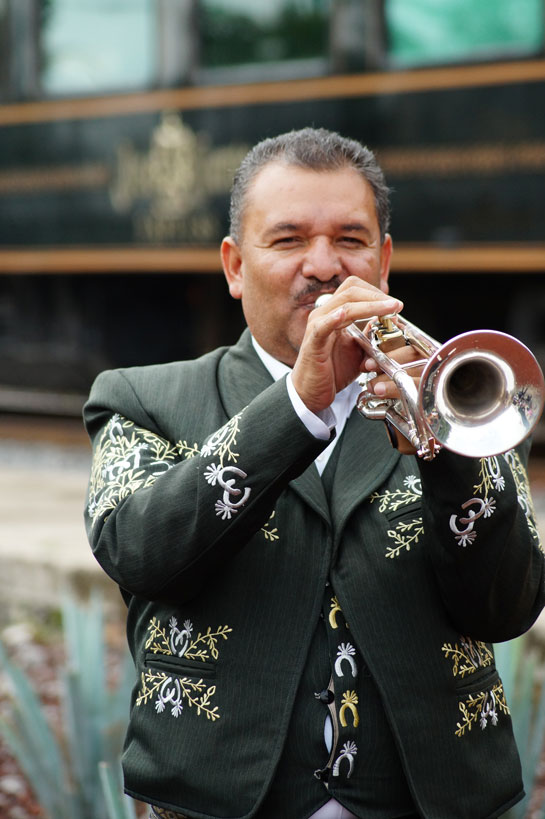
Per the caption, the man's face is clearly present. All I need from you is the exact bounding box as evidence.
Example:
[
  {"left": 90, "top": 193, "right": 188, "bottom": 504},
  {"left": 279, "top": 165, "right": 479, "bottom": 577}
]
[{"left": 221, "top": 161, "right": 392, "bottom": 367}]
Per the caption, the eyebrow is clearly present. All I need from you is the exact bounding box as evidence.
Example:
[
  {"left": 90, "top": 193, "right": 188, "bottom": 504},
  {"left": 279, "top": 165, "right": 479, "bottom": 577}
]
[
  {"left": 262, "top": 222, "right": 302, "bottom": 240},
  {"left": 262, "top": 221, "right": 373, "bottom": 239},
  {"left": 338, "top": 222, "right": 373, "bottom": 236}
]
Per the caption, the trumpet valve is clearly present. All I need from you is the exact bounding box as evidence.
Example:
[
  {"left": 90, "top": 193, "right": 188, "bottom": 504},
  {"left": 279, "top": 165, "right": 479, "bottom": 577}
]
[{"left": 375, "top": 314, "right": 405, "bottom": 352}]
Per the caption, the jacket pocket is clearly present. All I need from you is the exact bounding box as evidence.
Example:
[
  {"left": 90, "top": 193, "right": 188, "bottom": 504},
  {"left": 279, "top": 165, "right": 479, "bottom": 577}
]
[
  {"left": 145, "top": 652, "right": 216, "bottom": 680},
  {"left": 384, "top": 500, "right": 422, "bottom": 523},
  {"left": 454, "top": 666, "right": 500, "bottom": 696}
]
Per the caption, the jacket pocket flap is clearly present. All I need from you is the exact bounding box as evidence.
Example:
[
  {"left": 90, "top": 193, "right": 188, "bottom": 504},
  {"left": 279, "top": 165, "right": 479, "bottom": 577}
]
[
  {"left": 145, "top": 652, "right": 216, "bottom": 679},
  {"left": 455, "top": 666, "right": 499, "bottom": 696}
]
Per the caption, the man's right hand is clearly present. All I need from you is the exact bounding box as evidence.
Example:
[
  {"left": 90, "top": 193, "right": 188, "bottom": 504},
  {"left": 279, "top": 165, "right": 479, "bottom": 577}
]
[{"left": 291, "top": 276, "right": 403, "bottom": 415}]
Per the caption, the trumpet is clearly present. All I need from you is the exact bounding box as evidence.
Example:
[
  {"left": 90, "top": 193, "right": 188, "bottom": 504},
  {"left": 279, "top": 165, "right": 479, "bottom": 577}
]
[{"left": 315, "top": 294, "right": 545, "bottom": 461}]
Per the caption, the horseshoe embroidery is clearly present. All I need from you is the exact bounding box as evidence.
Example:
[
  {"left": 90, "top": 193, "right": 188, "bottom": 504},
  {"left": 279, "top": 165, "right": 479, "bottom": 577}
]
[
  {"left": 335, "top": 643, "right": 358, "bottom": 678},
  {"left": 442, "top": 636, "right": 509, "bottom": 736},
  {"left": 339, "top": 691, "right": 360, "bottom": 728},
  {"left": 156, "top": 677, "right": 184, "bottom": 717},
  {"left": 329, "top": 596, "right": 342, "bottom": 629},
  {"left": 170, "top": 618, "right": 193, "bottom": 657},
  {"left": 332, "top": 741, "right": 358, "bottom": 778},
  {"left": 448, "top": 456, "right": 507, "bottom": 547},
  {"left": 449, "top": 497, "right": 496, "bottom": 547},
  {"left": 204, "top": 463, "right": 252, "bottom": 520},
  {"left": 136, "top": 616, "right": 232, "bottom": 722}
]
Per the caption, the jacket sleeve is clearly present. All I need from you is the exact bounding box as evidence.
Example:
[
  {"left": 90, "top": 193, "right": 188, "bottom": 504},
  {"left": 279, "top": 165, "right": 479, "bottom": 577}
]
[
  {"left": 418, "top": 441, "right": 545, "bottom": 642},
  {"left": 83, "top": 368, "right": 328, "bottom": 603}
]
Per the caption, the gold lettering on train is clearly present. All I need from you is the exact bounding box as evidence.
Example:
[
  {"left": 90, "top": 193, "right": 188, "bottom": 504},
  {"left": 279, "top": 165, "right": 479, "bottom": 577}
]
[{"left": 109, "top": 112, "right": 249, "bottom": 243}]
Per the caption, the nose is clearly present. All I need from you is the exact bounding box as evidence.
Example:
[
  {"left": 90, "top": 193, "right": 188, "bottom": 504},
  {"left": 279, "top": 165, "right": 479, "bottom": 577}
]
[{"left": 301, "top": 237, "right": 342, "bottom": 281}]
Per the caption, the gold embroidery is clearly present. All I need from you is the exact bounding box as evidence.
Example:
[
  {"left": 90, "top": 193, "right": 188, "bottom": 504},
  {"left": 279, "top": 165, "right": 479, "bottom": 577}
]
[
  {"left": 369, "top": 475, "right": 422, "bottom": 513},
  {"left": 469, "top": 452, "right": 542, "bottom": 551},
  {"left": 385, "top": 518, "right": 424, "bottom": 559},
  {"left": 145, "top": 616, "right": 232, "bottom": 662},
  {"left": 200, "top": 411, "right": 244, "bottom": 465},
  {"left": 329, "top": 596, "right": 342, "bottom": 629},
  {"left": 176, "top": 440, "right": 200, "bottom": 459},
  {"left": 442, "top": 637, "right": 508, "bottom": 736},
  {"left": 455, "top": 683, "right": 509, "bottom": 736},
  {"left": 261, "top": 510, "right": 279, "bottom": 541},
  {"left": 473, "top": 456, "right": 505, "bottom": 496},
  {"left": 442, "top": 637, "right": 493, "bottom": 677},
  {"left": 504, "top": 450, "right": 543, "bottom": 550},
  {"left": 339, "top": 691, "right": 360, "bottom": 728},
  {"left": 87, "top": 414, "right": 182, "bottom": 527},
  {"left": 89, "top": 412, "right": 279, "bottom": 541},
  {"left": 136, "top": 616, "right": 232, "bottom": 721},
  {"left": 369, "top": 475, "right": 423, "bottom": 559}
]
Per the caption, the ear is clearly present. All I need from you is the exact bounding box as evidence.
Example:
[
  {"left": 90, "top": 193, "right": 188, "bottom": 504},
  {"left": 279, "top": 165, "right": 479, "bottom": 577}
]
[
  {"left": 378, "top": 233, "right": 393, "bottom": 294},
  {"left": 221, "top": 236, "right": 243, "bottom": 300}
]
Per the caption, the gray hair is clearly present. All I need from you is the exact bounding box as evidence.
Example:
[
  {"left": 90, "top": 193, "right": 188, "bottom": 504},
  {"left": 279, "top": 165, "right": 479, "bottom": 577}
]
[{"left": 229, "top": 127, "right": 391, "bottom": 243}]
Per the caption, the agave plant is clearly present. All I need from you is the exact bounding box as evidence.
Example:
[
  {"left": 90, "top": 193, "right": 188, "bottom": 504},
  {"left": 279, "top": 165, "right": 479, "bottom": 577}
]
[
  {"left": 2, "top": 592, "right": 544, "bottom": 819},
  {"left": 0, "top": 591, "right": 136, "bottom": 819},
  {"left": 100, "top": 761, "right": 138, "bottom": 819},
  {"left": 495, "top": 635, "right": 545, "bottom": 819}
]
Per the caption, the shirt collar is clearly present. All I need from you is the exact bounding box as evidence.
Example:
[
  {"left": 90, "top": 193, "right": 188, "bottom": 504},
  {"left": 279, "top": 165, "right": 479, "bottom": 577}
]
[
  {"left": 251, "top": 335, "right": 360, "bottom": 416},
  {"left": 251, "top": 336, "right": 291, "bottom": 382}
]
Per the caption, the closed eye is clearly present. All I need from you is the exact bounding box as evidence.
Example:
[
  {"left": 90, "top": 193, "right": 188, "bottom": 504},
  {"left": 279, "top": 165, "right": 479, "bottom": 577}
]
[
  {"left": 271, "top": 236, "right": 303, "bottom": 247},
  {"left": 338, "top": 236, "right": 366, "bottom": 247}
]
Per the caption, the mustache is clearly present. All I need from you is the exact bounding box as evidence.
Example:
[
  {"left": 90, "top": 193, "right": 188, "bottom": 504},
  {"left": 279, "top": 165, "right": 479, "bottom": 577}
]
[{"left": 295, "top": 277, "right": 344, "bottom": 304}]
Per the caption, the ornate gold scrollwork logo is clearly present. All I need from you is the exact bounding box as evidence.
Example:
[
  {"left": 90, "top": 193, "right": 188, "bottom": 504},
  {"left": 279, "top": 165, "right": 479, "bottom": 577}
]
[{"left": 110, "top": 112, "right": 249, "bottom": 244}]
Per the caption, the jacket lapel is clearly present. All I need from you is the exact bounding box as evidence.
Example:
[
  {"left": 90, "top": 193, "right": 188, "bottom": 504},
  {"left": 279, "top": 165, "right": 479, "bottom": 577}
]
[
  {"left": 329, "top": 406, "right": 401, "bottom": 542},
  {"left": 217, "top": 331, "right": 330, "bottom": 523}
]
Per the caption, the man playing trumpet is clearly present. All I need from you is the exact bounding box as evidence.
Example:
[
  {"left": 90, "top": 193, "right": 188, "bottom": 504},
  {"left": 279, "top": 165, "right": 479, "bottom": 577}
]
[{"left": 84, "top": 127, "right": 545, "bottom": 819}]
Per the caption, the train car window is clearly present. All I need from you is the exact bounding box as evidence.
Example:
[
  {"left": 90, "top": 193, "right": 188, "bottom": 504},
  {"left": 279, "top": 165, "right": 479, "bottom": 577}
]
[
  {"left": 40, "top": 0, "right": 155, "bottom": 95},
  {"left": 197, "top": 0, "right": 332, "bottom": 84},
  {"left": 386, "top": 0, "right": 544, "bottom": 66},
  {"left": 0, "top": 3, "right": 7, "bottom": 100}
]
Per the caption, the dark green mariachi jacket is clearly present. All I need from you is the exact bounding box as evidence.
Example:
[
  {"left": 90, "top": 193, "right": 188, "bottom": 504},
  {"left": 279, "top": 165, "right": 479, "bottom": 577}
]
[{"left": 83, "top": 330, "right": 545, "bottom": 819}]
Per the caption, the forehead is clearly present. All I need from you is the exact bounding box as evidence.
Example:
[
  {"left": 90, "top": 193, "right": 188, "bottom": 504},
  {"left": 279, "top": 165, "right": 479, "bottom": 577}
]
[{"left": 242, "top": 162, "right": 378, "bottom": 231}]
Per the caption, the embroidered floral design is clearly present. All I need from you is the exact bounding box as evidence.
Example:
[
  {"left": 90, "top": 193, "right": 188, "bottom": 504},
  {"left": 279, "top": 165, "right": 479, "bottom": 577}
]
[
  {"left": 369, "top": 475, "right": 423, "bottom": 558},
  {"left": 504, "top": 449, "right": 543, "bottom": 550},
  {"left": 89, "top": 412, "right": 274, "bottom": 540},
  {"left": 200, "top": 411, "right": 244, "bottom": 465},
  {"left": 449, "top": 456, "right": 506, "bottom": 547},
  {"left": 200, "top": 412, "right": 253, "bottom": 520},
  {"left": 204, "top": 463, "right": 224, "bottom": 485},
  {"left": 176, "top": 440, "right": 201, "bottom": 460},
  {"left": 385, "top": 518, "right": 425, "bottom": 559},
  {"left": 261, "top": 510, "right": 279, "bottom": 541},
  {"left": 451, "top": 451, "right": 541, "bottom": 550},
  {"left": 87, "top": 414, "right": 185, "bottom": 526},
  {"left": 455, "top": 684, "right": 509, "bottom": 737},
  {"left": 442, "top": 637, "right": 493, "bottom": 677},
  {"left": 474, "top": 456, "right": 505, "bottom": 495},
  {"left": 332, "top": 741, "right": 358, "bottom": 778},
  {"left": 369, "top": 475, "right": 422, "bottom": 513},
  {"left": 339, "top": 691, "right": 360, "bottom": 728},
  {"left": 442, "top": 637, "right": 508, "bottom": 736},
  {"left": 136, "top": 616, "right": 232, "bottom": 721}
]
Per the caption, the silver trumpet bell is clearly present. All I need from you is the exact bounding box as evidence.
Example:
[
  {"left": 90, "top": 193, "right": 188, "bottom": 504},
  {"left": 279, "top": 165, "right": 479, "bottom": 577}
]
[{"left": 315, "top": 295, "right": 545, "bottom": 460}]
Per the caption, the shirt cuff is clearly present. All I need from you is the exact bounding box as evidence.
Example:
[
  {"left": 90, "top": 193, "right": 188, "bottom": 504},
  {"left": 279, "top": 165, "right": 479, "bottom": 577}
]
[{"left": 286, "top": 373, "right": 336, "bottom": 441}]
